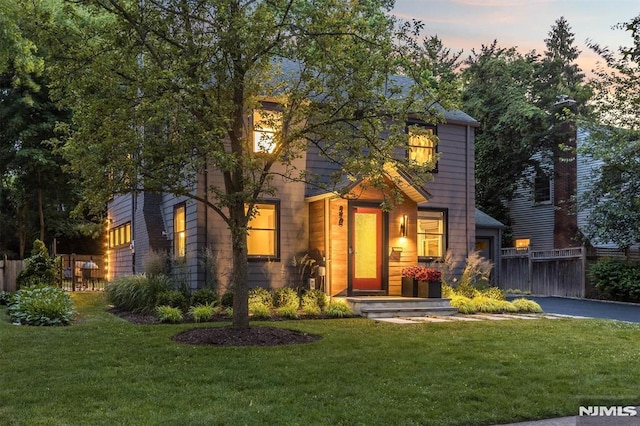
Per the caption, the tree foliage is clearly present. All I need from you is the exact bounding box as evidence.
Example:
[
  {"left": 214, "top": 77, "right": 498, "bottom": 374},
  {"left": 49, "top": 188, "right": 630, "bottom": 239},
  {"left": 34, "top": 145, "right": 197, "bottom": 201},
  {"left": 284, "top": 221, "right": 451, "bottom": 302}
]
[
  {"left": 52, "top": 0, "right": 447, "bottom": 328},
  {"left": 461, "top": 42, "right": 546, "bottom": 227},
  {"left": 0, "top": 0, "right": 104, "bottom": 258},
  {"left": 579, "top": 15, "right": 640, "bottom": 248}
]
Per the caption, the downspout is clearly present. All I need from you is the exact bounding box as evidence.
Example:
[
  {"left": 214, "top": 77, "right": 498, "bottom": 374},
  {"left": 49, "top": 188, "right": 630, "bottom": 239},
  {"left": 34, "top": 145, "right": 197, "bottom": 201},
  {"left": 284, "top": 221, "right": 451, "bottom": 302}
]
[{"left": 466, "top": 125, "right": 471, "bottom": 255}]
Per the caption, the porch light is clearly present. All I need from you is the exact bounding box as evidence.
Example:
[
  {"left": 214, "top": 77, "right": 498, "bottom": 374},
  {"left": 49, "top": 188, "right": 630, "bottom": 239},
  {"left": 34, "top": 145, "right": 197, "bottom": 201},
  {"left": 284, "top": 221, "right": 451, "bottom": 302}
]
[{"left": 401, "top": 215, "right": 408, "bottom": 237}]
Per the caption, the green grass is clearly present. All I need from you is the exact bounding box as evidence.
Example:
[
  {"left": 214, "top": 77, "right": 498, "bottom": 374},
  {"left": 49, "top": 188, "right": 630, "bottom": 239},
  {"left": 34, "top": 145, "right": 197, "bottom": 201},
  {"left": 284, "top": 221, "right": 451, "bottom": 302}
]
[{"left": 1, "top": 293, "right": 639, "bottom": 425}]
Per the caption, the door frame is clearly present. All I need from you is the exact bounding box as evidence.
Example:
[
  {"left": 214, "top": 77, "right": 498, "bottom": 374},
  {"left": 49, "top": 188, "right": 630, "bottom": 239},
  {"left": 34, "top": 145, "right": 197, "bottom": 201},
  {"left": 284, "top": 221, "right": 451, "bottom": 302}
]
[{"left": 347, "top": 201, "right": 389, "bottom": 295}]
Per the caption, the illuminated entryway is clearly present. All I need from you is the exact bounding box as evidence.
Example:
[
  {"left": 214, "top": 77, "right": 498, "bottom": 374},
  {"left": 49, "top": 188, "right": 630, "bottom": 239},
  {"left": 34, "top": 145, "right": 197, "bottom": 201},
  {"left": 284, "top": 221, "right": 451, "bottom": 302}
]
[{"left": 350, "top": 205, "right": 386, "bottom": 294}]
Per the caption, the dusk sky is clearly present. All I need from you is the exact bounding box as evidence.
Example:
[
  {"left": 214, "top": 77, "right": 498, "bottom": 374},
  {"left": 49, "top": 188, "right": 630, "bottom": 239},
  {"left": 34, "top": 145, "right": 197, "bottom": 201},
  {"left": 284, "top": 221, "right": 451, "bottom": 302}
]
[{"left": 391, "top": 0, "right": 639, "bottom": 75}]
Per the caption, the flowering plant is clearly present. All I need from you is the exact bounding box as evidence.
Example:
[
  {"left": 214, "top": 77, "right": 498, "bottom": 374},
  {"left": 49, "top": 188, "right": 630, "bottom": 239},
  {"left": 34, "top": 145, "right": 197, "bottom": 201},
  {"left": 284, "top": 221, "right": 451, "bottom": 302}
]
[{"left": 402, "top": 266, "right": 442, "bottom": 282}]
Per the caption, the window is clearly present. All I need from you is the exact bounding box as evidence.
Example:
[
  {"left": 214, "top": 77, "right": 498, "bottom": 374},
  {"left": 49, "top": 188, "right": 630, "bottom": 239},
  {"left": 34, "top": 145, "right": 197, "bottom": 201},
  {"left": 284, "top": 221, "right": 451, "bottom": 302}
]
[
  {"left": 417, "top": 210, "right": 446, "bottom": 259},
  {"left": 246, "top": 201, "right": 279, "bottom": 260},
  {"left": 533, "top": 173, "right": 551, "bottom": 204},
  {"left": 174, "top": 204, "right": 186, "bottom": 258},
  {"left": 514, "top": 238, "right": 530, "bottom": 249},
  {"left": 108, "top": 222, "right": 131, "bottom": 248},
  {"left": 408, "top": 124, "right": 438, "bottom": 170},
  {"left": 252, "top": 108, "right": 282, "bottom": 153}
]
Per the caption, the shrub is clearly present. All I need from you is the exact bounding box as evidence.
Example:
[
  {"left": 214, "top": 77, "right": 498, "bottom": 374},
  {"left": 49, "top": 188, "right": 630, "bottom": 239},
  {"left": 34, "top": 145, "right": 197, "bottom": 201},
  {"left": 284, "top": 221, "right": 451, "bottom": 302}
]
[
  {"left": 459, "top": 251, "right": 493, "bottom": 289},
  {"left": 155, "top": 305, "right": 183, "bottom": 323},
  {"left": 106, "top": 274, "right": 170, "bottom": 313},
  {"left": 7, "top": 285, "right": 75, "bottom": 326},
  {"left": 495, "top": 300, "right": 519, "bottom": 313},
  {"left": 512, "top": 298, "right": 543, "bottom": 313},
  {"left": 192, "top": 288, "right": 218, "bottom": 307},
  {"left": 249, "top": 303, "right": 271, "bottom": 319},
  {"left": 301, "top": 303, "right": 321, "bottom": 317},
  {"left": 450, "top": 295, "right": 476, "bottom": 314},
  {"left": 323, "top": 300, "right": 353, "bottom": 318},
  {"left": 16, "top": 240, "right": 60, "bottom": 288},
  {"left": 471, "top": 295, "right": 503, "bottom": 313},
  {"left": 588, "top": 259, "right": 640, "bottom": 302},
  {"left": 441, "top": 283, "right": 455, "bottom": 298},
  {"left": 144, "top": 250, "right": 171, "bottom": 276},
  {"left": 455, "top": 282, "right": 479, "bottom": 299},
  {"left": 481, "top": 287, "right": 506, "bottom": 301},
  {"left": 220, "top": 290, "right": 234, "bottom": 307},
  {"left": 277, "top": 305, "right": 299, "bottom": 319},
  {"left": 189, "top": 303, "right": 216, "bottom": 323},
  {"left": 302, "top": 289, "right": 329, "bottom": 311},
  {"left": 156, "top": 290, "right": 188, "bottom": 310},
  {"left": 249, "top": 287, "right": 273, "bottom": 308},
  {"left": 273, "top": 287, "right": 299, "bottom": 310},
  {"left": 0, "top": 291, "right": 13, "bottom": 305}
]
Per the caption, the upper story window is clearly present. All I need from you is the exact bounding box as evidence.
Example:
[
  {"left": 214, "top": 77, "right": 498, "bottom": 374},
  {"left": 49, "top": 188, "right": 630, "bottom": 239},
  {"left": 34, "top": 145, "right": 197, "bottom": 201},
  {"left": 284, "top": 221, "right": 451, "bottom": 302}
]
[
  {"left": 533, "top": 173, "right": 551, "bottom": 204},
  {"left": 174, "top": 204, "right": 186, "bottom": 258},
  {"left": 408, "top": 124, "right": 438, "bottom": 171},
  {"left": 108, "top": 222, "right": 131, "bottom": 248},
  {"left": 246, "top": 201, "right": 280, "bottom": 261},
  {"left": 417, "top": 209, "right": 446, "bottom": 260},
  {"left": 252, "top": 107, "right": 282, "bottom": 154}
]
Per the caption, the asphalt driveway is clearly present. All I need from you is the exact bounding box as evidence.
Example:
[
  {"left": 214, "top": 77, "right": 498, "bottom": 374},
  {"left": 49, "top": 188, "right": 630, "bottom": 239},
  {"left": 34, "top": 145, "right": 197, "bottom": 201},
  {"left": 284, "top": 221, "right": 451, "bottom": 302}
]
[{"left": 510, "top": 296, "right": 640, "bottom": 323}]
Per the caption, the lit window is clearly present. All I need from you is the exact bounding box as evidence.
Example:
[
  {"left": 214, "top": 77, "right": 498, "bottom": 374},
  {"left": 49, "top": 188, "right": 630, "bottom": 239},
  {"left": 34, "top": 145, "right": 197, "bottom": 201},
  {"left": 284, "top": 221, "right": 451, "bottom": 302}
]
[
  {"left": 417, "top": 210, "right": 445, "bottom": 258},
  {"left": 408, "top": 125, "right": 438, "bottom": 169},
  {"left": 514, "top": 238, "right": 530, "bottom": 249},
  {"left": 246, "top": 202, "right": 279, "bottom": 259},
  {"left": 174, "top": 204, "right": 186, "bottom": 258},
  {"left": 253, "top": 109, "right": 282, "bottom": 153},
  {"left": 108, "top": 222, "right": 131, "bottom": 248}
]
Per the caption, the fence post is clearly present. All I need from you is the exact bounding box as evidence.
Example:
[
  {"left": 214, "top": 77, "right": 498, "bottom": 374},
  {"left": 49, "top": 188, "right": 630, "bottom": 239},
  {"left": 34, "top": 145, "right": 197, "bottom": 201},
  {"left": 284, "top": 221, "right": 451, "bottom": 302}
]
[
  {"left": 528, "top": 249, "right": 533, "bottom": 294},
  {"left": 71, "top": 253, "right": 76, "bottom": 292},
  {"left": 581, "top": 246, "right": 587, "bottom": 298}
]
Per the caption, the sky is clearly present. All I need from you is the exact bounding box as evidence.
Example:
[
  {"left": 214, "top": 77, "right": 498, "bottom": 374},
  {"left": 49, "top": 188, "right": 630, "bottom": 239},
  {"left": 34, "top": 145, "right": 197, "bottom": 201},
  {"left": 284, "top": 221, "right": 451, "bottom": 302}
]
[{"left": 391, "top": 0, "right": 639, "bottom": 74}]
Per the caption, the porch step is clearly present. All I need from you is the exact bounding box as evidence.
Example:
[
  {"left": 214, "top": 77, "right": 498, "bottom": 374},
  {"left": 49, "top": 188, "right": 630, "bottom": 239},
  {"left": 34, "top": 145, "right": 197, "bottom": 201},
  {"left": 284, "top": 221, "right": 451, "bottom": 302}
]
[{"left": 345, "top": 297, "right": 459, "bottom": 319}]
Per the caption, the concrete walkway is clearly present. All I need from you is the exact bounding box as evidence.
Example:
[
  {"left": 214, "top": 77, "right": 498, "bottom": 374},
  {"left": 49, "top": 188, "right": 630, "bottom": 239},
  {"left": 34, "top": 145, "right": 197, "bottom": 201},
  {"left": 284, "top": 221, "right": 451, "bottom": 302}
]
[{"left": 492, "top": 417, "right": 576, "bottom": 426}]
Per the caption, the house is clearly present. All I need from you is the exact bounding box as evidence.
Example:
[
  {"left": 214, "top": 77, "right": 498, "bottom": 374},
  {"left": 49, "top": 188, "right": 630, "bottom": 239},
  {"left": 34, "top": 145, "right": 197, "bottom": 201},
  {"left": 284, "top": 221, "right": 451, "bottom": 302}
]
[{"left": 105, "top": 80, "right": 489, "bottom": 296}]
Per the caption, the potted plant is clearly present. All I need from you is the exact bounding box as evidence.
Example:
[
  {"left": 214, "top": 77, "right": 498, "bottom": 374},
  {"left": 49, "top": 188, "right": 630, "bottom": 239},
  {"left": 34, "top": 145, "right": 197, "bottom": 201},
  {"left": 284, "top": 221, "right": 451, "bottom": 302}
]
[{"left": 401, "top": 266, "right": 442, "bottom": 298}]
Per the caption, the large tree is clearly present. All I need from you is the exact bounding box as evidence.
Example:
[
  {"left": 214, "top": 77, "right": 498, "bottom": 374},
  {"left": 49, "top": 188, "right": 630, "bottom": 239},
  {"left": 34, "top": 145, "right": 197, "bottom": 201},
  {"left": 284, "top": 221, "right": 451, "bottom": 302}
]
[
  {"left": 461, "top": 42, "right": 546, "bottom": 230},
  {"left": 53, "top": 0, "right": 447, "bottom": 328},
  {"left": 580, "top": 15, "right": 640, "bottom": 248},
  {"left": 0, "top": 0, "right": 102, "bottom": 258}
]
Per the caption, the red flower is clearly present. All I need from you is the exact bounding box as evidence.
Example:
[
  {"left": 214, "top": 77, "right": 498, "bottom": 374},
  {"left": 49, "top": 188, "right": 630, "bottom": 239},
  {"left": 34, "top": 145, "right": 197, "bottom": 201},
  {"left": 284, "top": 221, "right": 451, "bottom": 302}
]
[{"left": 402, "top": 266, "right": 442, "bottom": 282}]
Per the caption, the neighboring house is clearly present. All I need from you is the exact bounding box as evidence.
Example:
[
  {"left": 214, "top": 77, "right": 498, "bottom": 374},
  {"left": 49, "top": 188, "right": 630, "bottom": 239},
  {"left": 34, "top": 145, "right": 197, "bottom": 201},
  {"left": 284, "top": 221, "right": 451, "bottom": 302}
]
[
  {"left": 507, "top": 125, "right": 611, "bottom": 251},
  {"left": 106, "top": 84, "right": 489, "bottom": 296}
]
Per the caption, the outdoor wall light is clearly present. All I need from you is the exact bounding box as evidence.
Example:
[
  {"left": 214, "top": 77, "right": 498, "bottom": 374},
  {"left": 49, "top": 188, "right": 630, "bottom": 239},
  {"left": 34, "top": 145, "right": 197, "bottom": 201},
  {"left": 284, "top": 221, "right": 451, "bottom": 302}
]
[
  {"left": 338, "top": 205, "right": 344, "bottom": 227},
  {"left": 400, "top": 214, "right": 408, "bottom": 237}
]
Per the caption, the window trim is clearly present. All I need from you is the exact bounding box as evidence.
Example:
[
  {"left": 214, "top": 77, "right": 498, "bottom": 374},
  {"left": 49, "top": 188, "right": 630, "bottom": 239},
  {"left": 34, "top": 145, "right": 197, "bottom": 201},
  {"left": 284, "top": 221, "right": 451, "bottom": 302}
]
[
  {"left": 174, "top": 203, "right": 186, "bottom": 259},
  {"left": 246, "top": 200, "right": 281, "bottom": 262},
  {"left": 417, "top": 208, "right": 447, "bottom": 261},
  {"left": 406, "top": 122, "right": 438, "bottom": 173},
  {"left": 533, "top": 172, "right": 552, "bottom": 205}
]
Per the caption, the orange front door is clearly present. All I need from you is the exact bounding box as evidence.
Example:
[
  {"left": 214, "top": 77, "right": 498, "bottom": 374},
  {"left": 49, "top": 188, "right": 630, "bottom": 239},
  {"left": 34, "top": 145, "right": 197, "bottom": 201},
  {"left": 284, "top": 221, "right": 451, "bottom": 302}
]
[{"left": 351, "top": 206, "right": 383, "bottom": 291}]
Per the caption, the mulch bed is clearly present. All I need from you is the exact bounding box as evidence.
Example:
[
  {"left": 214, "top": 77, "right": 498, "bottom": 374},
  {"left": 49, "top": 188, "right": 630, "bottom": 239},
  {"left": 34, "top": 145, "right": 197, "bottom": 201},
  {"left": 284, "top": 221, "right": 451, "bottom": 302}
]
[
  {"left": 171, "top": 326, "right": 321, "bottom": 346},
  {"left": 109, "top": 308, "right": 322, "bottom": 346}
]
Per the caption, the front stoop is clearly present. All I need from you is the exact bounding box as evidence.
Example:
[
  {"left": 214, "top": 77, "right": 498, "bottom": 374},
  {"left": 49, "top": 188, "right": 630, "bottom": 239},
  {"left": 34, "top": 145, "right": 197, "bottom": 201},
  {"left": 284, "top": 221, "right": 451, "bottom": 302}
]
[{"left": 345, "top": 296, "right": 458, "bottom": 319}]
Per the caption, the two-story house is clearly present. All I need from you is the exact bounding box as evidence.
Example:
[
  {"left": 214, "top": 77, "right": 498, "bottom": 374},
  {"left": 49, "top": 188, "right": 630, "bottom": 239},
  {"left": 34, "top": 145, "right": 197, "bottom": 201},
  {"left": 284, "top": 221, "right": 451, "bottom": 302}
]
[{"left": 105, "top": 76, "right": 489, "bottom": 296}]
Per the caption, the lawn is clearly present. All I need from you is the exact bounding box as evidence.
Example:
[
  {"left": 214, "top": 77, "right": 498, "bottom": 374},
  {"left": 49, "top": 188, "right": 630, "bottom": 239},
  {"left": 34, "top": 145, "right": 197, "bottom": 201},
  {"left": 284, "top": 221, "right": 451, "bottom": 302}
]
[{"left": 1, "top": 292, "right": 639, "bottom": 426}]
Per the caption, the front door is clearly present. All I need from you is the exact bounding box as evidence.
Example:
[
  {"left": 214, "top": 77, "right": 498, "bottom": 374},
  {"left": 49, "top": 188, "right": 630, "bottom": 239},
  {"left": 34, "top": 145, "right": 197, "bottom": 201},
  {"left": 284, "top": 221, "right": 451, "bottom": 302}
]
[{"left": 351, "top": 206, "right": 384, "bottom": 292}]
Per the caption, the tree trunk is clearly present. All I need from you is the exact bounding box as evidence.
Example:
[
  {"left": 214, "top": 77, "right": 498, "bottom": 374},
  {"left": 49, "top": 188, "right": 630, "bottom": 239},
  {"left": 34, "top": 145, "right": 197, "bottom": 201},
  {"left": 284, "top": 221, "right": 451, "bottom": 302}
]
[
  {"left": 38, "top": 186, "right": 45, "bottom": 242},
  {"left": 230, "top": 203, "right": 250, "bottom": 329}
]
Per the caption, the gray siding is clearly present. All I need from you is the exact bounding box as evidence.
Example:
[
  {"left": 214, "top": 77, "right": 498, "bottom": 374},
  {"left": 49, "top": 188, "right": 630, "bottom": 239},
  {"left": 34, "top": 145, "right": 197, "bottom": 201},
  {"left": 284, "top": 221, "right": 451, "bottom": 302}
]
[
  {"left": 508, "top": 152, "right": 555, "bottom": 251},
  {"left": 418, "top": 123, "right": 476, "bottom": 276},
  {"left": 108, "top": 194, "right": 133, "bottom": 278}
]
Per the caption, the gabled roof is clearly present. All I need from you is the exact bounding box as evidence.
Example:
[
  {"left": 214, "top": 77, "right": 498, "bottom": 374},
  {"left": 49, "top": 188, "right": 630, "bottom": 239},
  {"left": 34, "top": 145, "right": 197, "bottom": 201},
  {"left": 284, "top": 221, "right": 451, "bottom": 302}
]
[{"left": 304, "top": 163, "right": 430, "bottom": 204}]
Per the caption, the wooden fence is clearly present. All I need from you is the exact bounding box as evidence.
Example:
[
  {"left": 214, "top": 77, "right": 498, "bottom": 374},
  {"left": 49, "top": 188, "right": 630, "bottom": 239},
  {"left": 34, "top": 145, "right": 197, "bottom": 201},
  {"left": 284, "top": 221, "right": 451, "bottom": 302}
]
[
  {"left": 0, "top": 254, "right": 105, "bottom": 292},
  {"left": 500, "top": 247, "right": 586, "bottom": 297},
  {"left": 0, "top": 256, "right": 25, "bottom": 292}
]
